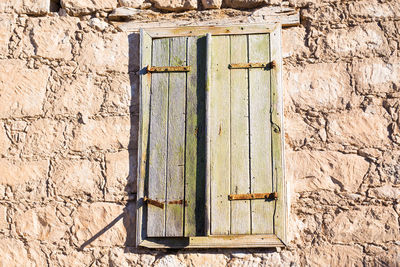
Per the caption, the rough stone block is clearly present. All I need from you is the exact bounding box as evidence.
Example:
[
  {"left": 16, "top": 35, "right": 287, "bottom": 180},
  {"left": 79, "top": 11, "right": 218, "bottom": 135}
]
[
  {"left": 306, "top": 245, "right": 363, "bottom": 266},
  {"left": 119, "top": 0, "right": 151, "bottom": 9},
  {"left": 327, "top": 109, "right": 389, "bottom": 147},
  {"left": 177, "top": 252, "right": 229, "bottom": 266},
  {"left": 282, "top": 26, "right": 307, "bottom": 58},
  {"left": 368, "top": 184, "right": 400, "bottom": 200},
  {"left": 103, "top": 73, "right": 136, "bottom": 114},
  {"left": 286, "top": 150, "right": 369, "bottom": 192},
  {"left": 353, "top": 57, "right": 400, "bottom": 95},
  {"left": 49, "top": 248, "right": 94, "bottom": 267},
  {"left": 52, "top": 159, "right": 103, "bottom": 199},
  {"left": 322, "top": 23, "right": 390, "bottom": 59},
  {"left": 72, "top": 202, "right": 134, "bottom": 247},
  {"left": 29, "top": 17, "right": 79, "bottom": 60},
  {"left": 0, "top": 238, "right": 46, "bottom": 266},
  {"left": 77, "top": 32, "right": 135, "bottom": 73},
  {"left": 364, "top": 245, "right": 400, "bottom": 266},
  {"left": 108, "top": 247, "right": 140, "bottom": 266},
  {"left": 0, "top": 15, "right": 15, "bottom": 56},
  {"left": 0, "top": 60, "right": 50, "bottom": 118},
  {"left": 0, "top": 205, "right": 7, "bottom": 231},
  {"left": 284, "top": 113, "right": 316, "bottom": 148},
  {"left": 0, "top": 0, "right": 49, "bottom": 14},
  {"left": 23, "top": 119, "right": 68, "bottom": 156},
  {"left": 348, "top": 0, "right": 400, "bottom": 21},
  {"left": 328, "top": 206, "right": 399, "bottom": 243},
  {"left": 381, "top": 151, "right": 400, "bottom": 185},
  {"left": 150, "top": 0, "right": 197, "bottom": 11},
  {"left": 153, "top": 255, "right": 185, "bottom": 267},
  {"left": 46, "top": 74, "right": 104, "bottom": 116},
  {"left": 200, "top": 0, "right": 221, "bottom": 9},
  {"left": 14, "top": 205, "right": 69, "bottom": 242},
  {"left": 70, "top": 116, "right": 135, "bottom": 152},
  {"left": 61, "top": 0, "right": 117, "bottom": 15},
  {"left": 285, "top": 62, "right": 351, "bottom": 111},
  {"left": 0, "top": 158, "right": 48, "bottom": 200},
  {"left": 14, "top": 0, "right": 50, "bottom": 15},
  {"left": 0, "top": 122, "right": 11, "bottom": 156},
  {"left": 105, "top": 150, "right": 136, "bottom": 200}
]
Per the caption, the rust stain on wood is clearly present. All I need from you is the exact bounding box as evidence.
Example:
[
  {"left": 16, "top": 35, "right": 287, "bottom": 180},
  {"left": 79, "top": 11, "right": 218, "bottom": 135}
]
[
  {"left": 144, "top": 196, "right": 187, "bottom": 208},
  {"left": 144, "top": 196, "right": 165, "bottom": 209},
  {"left": 147, "top": 65, "right": 191, "bottom": 73},
  {"left": 228, "top": 61, "right": 277, "bottom": 70},
  {"left": 229, "top": 63, "right": 268, "bottom": 69},
  {"left": 228, "top": 192, "right": 278, "bottom": 201},
  {"left": 168, "top": 200, "right": 188, "bottom": 206}
]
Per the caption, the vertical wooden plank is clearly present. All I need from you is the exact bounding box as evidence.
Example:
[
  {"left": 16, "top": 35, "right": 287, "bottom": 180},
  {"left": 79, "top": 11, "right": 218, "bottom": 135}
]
[
  {"left": 185, "top": 36, "right": 206, "bottom": 236},
  {"left": 137, "top": 29, "right": 152, "bottom": 245},
  {"left": 230, "top": 35, "right": 251, "bottom": 235},
  {"left": 165, "top": 37, "right": 186, "bottom": 236},
  {"left": 210, "top": 35, "right": 230, "bottom": 235},
  {"left": 147, "top": 38, "right": 169, "bottom": 237},
  {"left": 248, "top": 33, "right": 274, "bottom": 234},
  {"left": 204, "top": 33, "right": 212, "bottom": 237},
  {"left": 270, "top": 25, "right": 286, "bottom": 243}
]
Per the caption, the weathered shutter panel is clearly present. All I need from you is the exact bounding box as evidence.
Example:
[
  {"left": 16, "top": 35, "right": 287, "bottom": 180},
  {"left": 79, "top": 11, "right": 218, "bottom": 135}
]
[
  {"left": 145, "top": 36, "right": 206, "bottom": 237},
  {"left": 209, "top": 33, "right": 275, "bottom": 235}
]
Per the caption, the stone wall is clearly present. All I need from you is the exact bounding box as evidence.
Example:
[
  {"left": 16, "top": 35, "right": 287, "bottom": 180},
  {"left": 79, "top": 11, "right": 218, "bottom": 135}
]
[{"left": 0, "top": 0, "right": 399, "bottom": 266}]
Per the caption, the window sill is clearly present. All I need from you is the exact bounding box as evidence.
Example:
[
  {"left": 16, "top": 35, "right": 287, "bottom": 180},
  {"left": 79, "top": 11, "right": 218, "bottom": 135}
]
[{"left": 138, "top": 234, "right": 286, "bottom": 248}]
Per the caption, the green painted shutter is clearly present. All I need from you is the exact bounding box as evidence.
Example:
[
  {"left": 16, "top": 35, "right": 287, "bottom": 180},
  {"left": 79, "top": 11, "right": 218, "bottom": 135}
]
[
  {"left": 208, "top": 33, "right": 279, "bottom": 235},
  {"left": 144, "top": 36, "right": 206, "bottom": 237}
]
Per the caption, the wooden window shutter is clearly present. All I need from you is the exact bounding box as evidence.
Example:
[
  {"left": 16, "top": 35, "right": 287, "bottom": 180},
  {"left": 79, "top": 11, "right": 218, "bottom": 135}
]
[
  {"left": 137, "top": 25, "right": 286, "bottom": 248},
  {"left": 139, "top": 34, "right": 207, "bottom": 238}
]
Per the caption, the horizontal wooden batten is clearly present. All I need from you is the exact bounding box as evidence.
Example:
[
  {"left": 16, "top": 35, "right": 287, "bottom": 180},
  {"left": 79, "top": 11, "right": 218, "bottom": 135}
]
[
  {"left": 146, "top": 65, "right": 191, "bottom": 72},
  {"left": 228, "top": 192, "right": 278, "bottom": 201},
  {"left": 139, "top": 235, "right": 284, "bottom": 248}
]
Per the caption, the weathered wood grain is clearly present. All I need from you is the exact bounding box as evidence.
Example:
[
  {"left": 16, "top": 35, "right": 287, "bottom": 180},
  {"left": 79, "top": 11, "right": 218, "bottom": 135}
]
[
  {"left": 210, "top": 35, "right": 231, "bottom": 235},
  {"left": 166, "top": 37, "right": 187, "bottom": 237},
  {"left": 230, "top": 34, "right": 251, "bottom": 235},
  {"left": 147, "top": 38, "right": 169, "bottom": 237},
  {"left": 185, "top": 35, "right": 206, "bottom": 236},
  {"left": 248, "top": 33, "right": 273, "bottom": 234},
  {"left": 116, "top": 9, "right": 300, "bottom": 32},
  {"left": 137, "top": 29, "right": 152, "bottom": 246},
  {"left": 270, "top": 25, "right": 286, "bottom": 243}
]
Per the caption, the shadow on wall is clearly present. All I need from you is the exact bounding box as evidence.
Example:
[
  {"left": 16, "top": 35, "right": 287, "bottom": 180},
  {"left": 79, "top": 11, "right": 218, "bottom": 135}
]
[
  {"left": 78, "top": 33, "right": 280, "bottom": 258},
  {"left": 78, "top": 32, "right": 140, "bottom": 251}
]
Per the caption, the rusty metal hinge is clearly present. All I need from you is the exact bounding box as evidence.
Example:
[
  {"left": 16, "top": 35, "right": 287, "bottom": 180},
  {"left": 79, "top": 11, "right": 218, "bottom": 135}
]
[
  {"left": 228, "top": 192, "right": 278, "bottom": 201},
  {"left": 144, "top": 196, "right": 164, "bottom": 209},
  {"left": 146, "top": 65, "right": 191, "bottom": 73},
  {"left": 228, "top": 61, "right": 276, "bottom": 69},
  {"left": 143, "top": 196, "right": 188, "bottom": 209}
]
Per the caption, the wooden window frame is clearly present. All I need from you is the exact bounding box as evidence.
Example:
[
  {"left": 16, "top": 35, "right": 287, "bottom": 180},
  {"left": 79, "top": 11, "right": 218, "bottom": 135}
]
[{"left": 137, "top": 24, "right": 287, "bottom": 248}]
